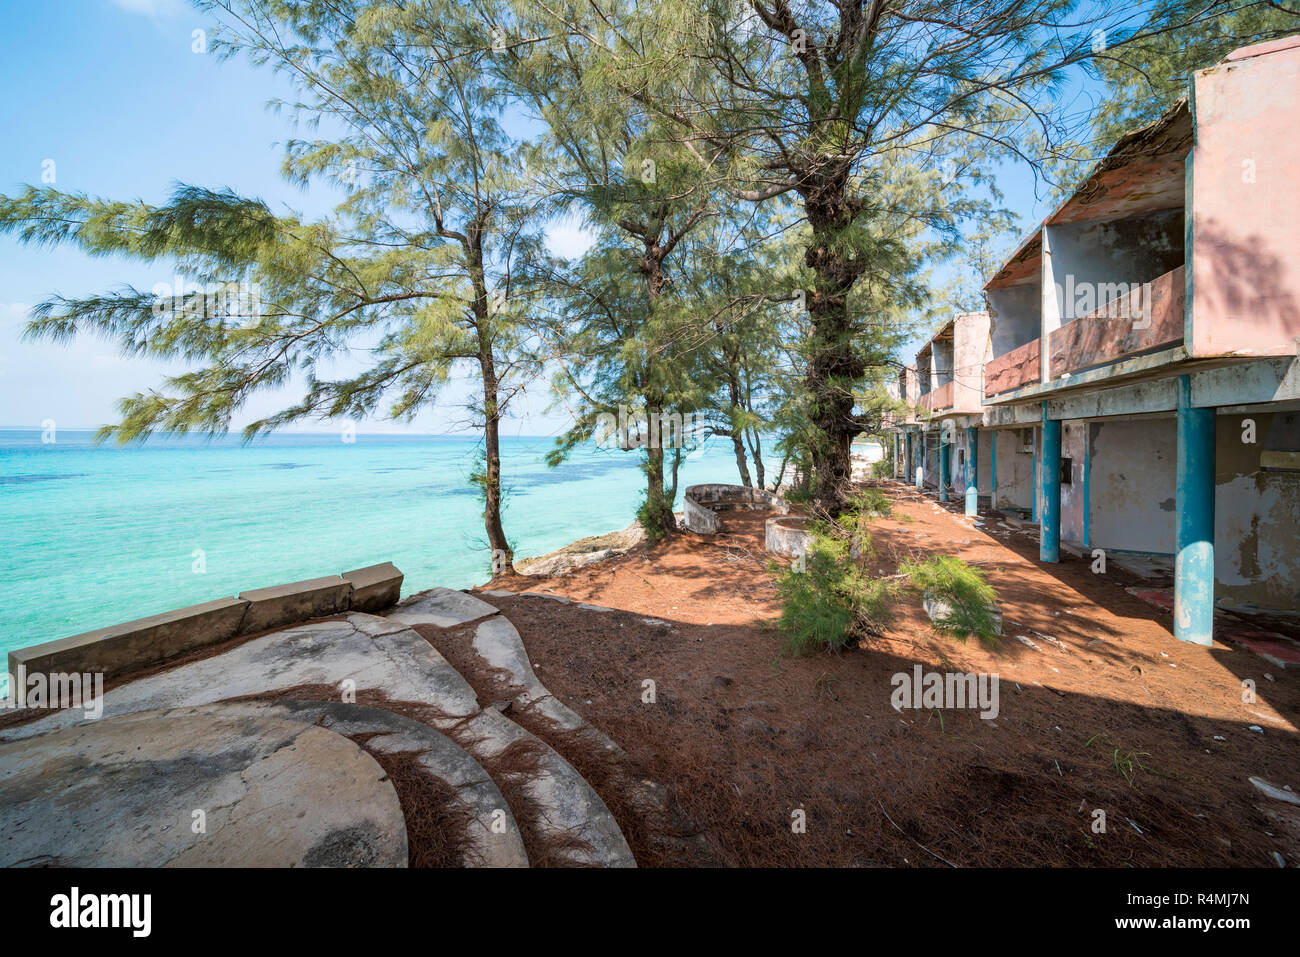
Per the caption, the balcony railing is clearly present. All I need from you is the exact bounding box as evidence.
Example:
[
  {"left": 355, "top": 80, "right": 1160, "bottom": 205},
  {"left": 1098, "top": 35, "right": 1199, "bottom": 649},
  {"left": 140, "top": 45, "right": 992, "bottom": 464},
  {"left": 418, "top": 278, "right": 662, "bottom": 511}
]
[
  {"left": 985, "top": 338, "right": 1041, "bottom": 397},
  {"left": 1048, "top": 265, "right": 1185, "bottom": 379},
  {"left": 920, "top": 381, "right": 954, "bottom": 414}
]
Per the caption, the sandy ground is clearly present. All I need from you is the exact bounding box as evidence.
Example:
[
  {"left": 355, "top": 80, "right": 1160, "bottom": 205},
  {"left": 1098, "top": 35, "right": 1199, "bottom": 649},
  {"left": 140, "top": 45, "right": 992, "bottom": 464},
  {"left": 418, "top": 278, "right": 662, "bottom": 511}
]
[{"left": 479, "top": 482, "right": 1300, "bottom": 866}]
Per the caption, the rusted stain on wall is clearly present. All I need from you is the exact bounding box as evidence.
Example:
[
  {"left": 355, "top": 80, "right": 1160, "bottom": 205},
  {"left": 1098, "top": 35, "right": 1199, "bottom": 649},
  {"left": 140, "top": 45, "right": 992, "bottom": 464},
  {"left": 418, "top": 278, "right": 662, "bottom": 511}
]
[
  {"left": 1048, "top": 266, "right": 1186, "bottom": 377},
  {"left": 1214, "top": 412, "right": 1300, "bottom": 609},
  {"left": 986, "top": 339, "right": 1040, "bottom": 397}
]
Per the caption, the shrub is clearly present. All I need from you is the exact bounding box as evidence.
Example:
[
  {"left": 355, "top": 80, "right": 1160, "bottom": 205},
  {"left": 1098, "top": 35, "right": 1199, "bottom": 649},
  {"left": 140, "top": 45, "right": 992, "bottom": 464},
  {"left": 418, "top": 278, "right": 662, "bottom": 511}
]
[
  {"left": 900, "top": 555, "right": 1001, "bottom": 646},
  {"left": 772, "top": 522, "right": 894, "bottom": 655},
  {"left": 850, "top": 486, "right": 892, "bottom": 519}
]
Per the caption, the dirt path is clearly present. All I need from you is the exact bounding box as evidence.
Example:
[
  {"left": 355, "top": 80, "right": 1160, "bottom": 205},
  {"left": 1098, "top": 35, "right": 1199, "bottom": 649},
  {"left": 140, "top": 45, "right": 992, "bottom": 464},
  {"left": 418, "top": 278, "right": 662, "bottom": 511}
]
[{"left": 480, "top": 485, "right": 1300, "bottom": 866}]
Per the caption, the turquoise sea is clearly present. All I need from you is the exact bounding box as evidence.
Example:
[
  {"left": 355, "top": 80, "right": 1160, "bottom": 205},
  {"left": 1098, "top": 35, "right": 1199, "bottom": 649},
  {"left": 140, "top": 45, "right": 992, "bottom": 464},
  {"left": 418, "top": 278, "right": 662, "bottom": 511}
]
[{"left": 0, "top": 429, "right": 745, "bottom": 673}]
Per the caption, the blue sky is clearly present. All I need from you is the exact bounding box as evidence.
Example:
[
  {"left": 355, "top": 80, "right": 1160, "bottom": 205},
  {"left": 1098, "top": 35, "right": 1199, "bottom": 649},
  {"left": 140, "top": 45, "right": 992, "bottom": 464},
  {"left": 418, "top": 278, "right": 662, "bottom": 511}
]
[{"left": 0, "top": 0, "right": 1057, "bottom": 436}]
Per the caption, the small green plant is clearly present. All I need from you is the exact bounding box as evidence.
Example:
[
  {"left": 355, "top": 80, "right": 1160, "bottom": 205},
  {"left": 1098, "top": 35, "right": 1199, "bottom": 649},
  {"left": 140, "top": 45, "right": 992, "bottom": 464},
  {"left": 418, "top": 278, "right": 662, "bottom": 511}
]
[
  {"left": 1085, "top": 734, "right": 1154, "bottom": 786},
  {"left": 850, "top": 486, "right": 892, "bottom": 519},
  {"left": 901, "top": 555, "right": 1001, "bottom": 646},
  {"left": 783, "top": 485, "right": 815, "bottom": 506},
  {"left": 772, "top": 521, "right": 895, "bottom": 655},
  {"left": 871, "top": 459, "right": 892, "bottom": 479}
]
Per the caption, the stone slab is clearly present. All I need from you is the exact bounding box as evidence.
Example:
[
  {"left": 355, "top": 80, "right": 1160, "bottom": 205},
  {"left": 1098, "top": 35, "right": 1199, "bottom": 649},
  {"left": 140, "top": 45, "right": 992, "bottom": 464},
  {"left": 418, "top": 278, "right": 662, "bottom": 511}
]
[
  {"left": 0, "top": 704, "right": 407, "bottom": 867},
  {"left": 238, "top": 576, "right": 353, "bottom": 634},
  {"left": 386, "top": 588, "right": 499, "bottom": 628},
  {"left": 342, "top": 562, "right": 404, "bottom": 613}
]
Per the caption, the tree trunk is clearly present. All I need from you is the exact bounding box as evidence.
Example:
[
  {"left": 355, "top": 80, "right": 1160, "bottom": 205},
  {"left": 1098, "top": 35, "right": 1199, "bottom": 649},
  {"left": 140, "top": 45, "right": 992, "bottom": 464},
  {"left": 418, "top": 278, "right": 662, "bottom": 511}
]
[
  {"left": 478, "top": 351, "right": 513, "bottom": 574},
  {"left": 468, "top": 229, "right": 513, "bottom": 573},
  {"left": 802, "top": 176, "right": 867, "bottom": 514},
  {"left": 746, "top": 425, "right": 765, "bottom": 489},
  {"left": 636, "top": 228, "right": 677, "bottom": 541},
  {"left": 727, "top": 375, "right": 752, "bottom": 486}
]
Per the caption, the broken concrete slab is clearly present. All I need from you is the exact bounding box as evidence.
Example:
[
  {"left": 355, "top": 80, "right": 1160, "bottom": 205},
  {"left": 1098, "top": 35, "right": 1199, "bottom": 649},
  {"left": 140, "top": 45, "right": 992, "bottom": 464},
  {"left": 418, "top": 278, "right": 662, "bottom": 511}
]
[
  {"left": 8, "top": 596, "right": 249, "bottom": 687},
  {"left": 342, "top": 562, "right": 403, "bottom": 613},
  {"left": 386, "top": 587, "right": 499, "bottom": 627},
  {"left": 238, "top": 576, "right": 353, "bottom": 634},
  {"left": 0, "top": 704, "right": 407, "bottom": 867},
  {"left": 1249, "top": 776, "right": 1300, "bottom": 806}
]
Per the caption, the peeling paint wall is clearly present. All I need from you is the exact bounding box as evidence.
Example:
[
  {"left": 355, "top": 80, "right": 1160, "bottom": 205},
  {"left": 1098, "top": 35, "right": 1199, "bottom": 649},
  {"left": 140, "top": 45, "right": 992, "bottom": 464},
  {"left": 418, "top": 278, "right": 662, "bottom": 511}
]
[
  {"left": 924, "top": 436, "right": 939, "bottom": 489},
  {"left": 1214, "top": 410, "right": 1300, "bottom": 609},
  {"left": 977, "top": 429, "right": 994, "bottom": 493},
  {"left": 953, "top": 312, "right": 990, "bottom": 413},
  {"left": 1087, "top": 418, "right": 1177, "bottom": 553},
  {"left": 1060, "top": 421, "right": 1087, "bottom": 545},
  {"left": 992, "top": 427, "right": 1035, "bottom": 511}
]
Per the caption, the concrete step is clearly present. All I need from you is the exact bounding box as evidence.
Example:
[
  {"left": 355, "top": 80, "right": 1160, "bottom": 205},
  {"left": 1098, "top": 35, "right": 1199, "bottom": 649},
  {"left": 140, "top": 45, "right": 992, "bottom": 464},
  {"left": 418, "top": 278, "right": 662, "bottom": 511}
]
[
  {"left": 380, "top": 598, "right": 635, "bottom": 867},
  {"left": 419, "top": 596, "right": 718, "bottom": 865},
  {"left": 212, "top": 699, "right": 529, "bottom": 868}
]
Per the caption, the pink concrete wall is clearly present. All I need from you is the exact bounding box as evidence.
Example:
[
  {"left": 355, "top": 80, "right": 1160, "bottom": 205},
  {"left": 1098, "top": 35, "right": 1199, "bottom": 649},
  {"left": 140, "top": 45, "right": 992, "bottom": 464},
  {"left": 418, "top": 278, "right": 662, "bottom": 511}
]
[
  {"left": 1190, "top": 38, "right": 1300, "bottom": 357},
  {"left": 952, "top": 312, "right": 990, "bottom": 413}
]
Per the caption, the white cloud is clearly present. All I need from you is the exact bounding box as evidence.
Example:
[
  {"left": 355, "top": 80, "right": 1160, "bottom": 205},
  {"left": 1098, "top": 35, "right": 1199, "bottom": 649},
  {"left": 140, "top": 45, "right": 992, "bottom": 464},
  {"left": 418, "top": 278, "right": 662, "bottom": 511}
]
[
  {"left": 545, "top": 217, "right": 598, "bottom": 261},
  {"left": 1, "top": 302, "right": 33, "bottom": 325}
]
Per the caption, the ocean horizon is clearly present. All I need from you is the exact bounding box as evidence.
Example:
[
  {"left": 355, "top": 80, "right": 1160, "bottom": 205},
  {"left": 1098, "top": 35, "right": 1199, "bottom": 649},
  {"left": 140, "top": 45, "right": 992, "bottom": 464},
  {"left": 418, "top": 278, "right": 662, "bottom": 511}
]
[{"left": 0, "top": 428, "right": 748, "bottom": 676}]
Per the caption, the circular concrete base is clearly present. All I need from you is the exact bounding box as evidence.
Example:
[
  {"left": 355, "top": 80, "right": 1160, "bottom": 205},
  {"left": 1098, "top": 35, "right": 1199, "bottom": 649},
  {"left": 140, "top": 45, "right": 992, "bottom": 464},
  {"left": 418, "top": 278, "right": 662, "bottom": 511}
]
[{"left": 0, "top": 704, "right": 407, "bottom": 867}]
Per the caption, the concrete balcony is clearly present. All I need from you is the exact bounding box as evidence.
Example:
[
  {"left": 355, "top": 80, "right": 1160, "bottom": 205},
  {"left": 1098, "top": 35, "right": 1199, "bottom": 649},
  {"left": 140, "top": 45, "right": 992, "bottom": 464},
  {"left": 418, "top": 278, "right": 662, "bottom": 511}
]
[
  {"left": 920, "top": 381, "right": 954, "bottom": 414},
  {"left": 1048, "top": 266, "right": 1185, "bottom": 379},
  {"left": 985, "top": 339, "right": 1041, "bottom": 397}
]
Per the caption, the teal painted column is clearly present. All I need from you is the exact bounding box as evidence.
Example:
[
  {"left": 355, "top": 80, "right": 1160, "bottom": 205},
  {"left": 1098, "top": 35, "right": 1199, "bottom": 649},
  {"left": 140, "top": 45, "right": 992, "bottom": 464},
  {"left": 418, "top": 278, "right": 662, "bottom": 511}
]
[
  {"left": 965, "top": 426, "right": 978, "bottom": 516},
  {"left": 939, "top": 436, "right": 950, "bottom": 502},
  {"left": 915, "top": 431, "right": 924, "bottom": 488},
  {"left": 1175, "top": 375, "right": 1215, "bottom": 645},
  {"left": 1040, "top": 404, "right": 1061, "bottom": 563}
]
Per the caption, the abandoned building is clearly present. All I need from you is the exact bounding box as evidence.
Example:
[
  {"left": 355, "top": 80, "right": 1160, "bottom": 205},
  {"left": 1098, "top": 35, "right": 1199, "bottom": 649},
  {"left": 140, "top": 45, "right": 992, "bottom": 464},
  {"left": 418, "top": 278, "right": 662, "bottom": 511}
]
[{"left": 889, "top": 35, "right": 1300, "bottom": 646}]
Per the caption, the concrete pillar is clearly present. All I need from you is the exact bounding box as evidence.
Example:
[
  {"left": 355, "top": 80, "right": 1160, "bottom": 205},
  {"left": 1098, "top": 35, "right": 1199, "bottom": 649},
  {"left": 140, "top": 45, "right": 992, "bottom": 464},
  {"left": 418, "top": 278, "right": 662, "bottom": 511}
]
[
  {"left": 1040, "top": 404, "right": 1061, "bottom": 563},
  {"left": 939, "top": 435, "right": 951, "bottom": 502},
  {"left": 1174, "top": 375, "right": 1215, "bottom": 645},
  {"left": 915, "top": 431, "right": 924, "bottom": 488},
  {"left": 965, "top": 427, "right": 978, "bottom": 516}
]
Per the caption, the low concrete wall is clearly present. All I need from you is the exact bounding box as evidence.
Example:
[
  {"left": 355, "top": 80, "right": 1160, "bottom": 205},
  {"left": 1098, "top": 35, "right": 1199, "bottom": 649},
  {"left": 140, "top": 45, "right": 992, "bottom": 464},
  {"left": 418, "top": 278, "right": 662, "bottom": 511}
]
[
  {"left": 343, "top": 563, "right": 405, "bottom": 613},
  {"left": 765, "top": 515, "right": 812, "bottom": 557},
  {"left": 9, "top": 597, "right": 250, "bottom": 687},
  {"left": 8, "top": 561, "right": 405, "bottom": 691},
  {"left": 682, "top": 484, "right": 789, "bottom": 534}
]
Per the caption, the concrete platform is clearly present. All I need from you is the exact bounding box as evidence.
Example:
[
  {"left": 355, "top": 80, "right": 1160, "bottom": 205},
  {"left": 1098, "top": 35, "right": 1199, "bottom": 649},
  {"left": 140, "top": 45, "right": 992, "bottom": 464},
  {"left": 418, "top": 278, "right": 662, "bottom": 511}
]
[
  {"left": 386, "top": 588, "right": 499, "bottom": 627},
  {"left": 0, "top": 704, "right": 407, "bottom": 867}
]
